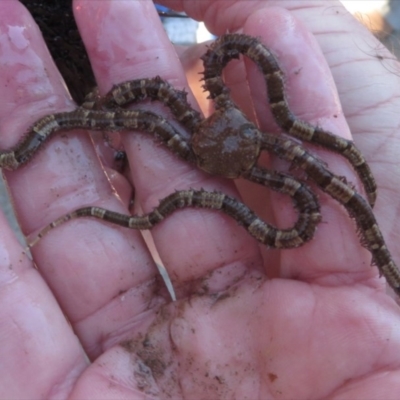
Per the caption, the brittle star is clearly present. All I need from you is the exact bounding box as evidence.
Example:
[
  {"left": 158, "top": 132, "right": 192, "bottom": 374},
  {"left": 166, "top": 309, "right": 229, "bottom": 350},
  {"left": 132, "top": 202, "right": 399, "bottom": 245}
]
[{"left": 1, "top": 33, "right": 399, "bottom": 295}]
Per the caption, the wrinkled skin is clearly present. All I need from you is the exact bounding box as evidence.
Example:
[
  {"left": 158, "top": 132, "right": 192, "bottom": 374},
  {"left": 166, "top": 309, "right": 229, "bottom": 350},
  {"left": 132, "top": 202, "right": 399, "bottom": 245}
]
[{"left": 0, "top": 0, "right": 400, "bottom": 399}]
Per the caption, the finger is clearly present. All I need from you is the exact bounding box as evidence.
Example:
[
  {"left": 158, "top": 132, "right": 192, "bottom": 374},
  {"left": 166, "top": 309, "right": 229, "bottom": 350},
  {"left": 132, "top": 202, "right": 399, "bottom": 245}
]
[
  {"left": 74, "top": 0, "right": 264, "bottom": 294},
  {"left": 0, "top": 0, "right": 161, "bottom": 360},
  {"left": 0, "top": 210, "right": 87, "bottom": 396}
]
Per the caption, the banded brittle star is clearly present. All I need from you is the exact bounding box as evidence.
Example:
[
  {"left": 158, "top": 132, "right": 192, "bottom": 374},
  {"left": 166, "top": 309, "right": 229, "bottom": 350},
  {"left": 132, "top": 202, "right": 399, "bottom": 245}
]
[{"left": 1, "top": 33, "right": 399, "bottom": 295}]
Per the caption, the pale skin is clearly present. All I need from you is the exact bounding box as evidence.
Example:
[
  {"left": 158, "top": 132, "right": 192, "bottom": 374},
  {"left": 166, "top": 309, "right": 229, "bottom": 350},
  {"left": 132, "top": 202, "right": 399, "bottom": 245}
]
[{"left": 0, "top": 0, "right": 400, "bottom": 398}]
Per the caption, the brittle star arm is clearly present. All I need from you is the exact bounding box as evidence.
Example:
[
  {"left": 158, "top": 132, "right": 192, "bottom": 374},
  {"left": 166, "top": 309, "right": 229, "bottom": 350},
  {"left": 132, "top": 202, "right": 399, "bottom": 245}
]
[
  {"left": 0, "top": 108, "right": 196, "bottom": 169},
  {"left": 259, "top": 133, "right": 400, "bottom": 295},
  {"left": 27, "top": 172, "right": 321, "bottom": 250},
  {"left": 94, "top": 76, "right": 204, "bottom": 135}
]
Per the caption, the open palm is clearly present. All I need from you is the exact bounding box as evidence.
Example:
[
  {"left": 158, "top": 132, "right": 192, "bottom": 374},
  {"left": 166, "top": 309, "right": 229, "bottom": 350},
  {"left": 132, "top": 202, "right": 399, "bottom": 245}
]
[{"left": 0, "top": 0, "right": 400, "bottom": 398}]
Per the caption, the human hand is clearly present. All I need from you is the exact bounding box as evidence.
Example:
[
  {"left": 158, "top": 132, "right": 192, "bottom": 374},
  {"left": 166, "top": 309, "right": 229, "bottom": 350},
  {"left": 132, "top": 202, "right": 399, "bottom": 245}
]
[{"left": 0, "top": 0, "right": 400, "bottom": 398}]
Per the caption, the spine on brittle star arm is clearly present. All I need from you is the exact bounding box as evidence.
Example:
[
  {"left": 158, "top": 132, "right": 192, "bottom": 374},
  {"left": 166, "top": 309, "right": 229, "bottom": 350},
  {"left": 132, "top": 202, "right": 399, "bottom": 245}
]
[
  {"left": 98, "top": 77, "right": 203, "bottom": 134},
  {"left": 263, "top": 135, "right": 400, "bottom": 294},
  {"left": 0, "top": 108, "right": 196, "bottom": 169},
  {"left": 201, "top": 33, "right": 377, "bottom": 207},
  {"left": 28, "top": 188, "right": 320, "bottom": 250}
]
